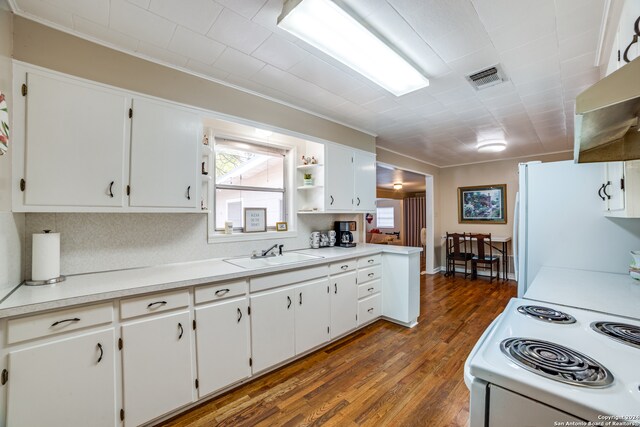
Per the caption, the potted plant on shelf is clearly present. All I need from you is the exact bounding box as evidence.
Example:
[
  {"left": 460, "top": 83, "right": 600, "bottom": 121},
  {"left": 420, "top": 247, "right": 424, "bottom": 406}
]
[{"left": 303, "top": 173, "right": 313, "bottom": 186}]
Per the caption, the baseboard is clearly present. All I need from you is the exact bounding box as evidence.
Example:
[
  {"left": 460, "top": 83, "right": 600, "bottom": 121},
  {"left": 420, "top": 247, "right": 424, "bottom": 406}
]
[{"left": 438, "top": 265, "right": 516, "bottom": 281}]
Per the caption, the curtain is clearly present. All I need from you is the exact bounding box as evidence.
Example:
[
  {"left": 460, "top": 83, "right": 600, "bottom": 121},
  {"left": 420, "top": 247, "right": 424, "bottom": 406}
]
[{"left": 403, "top": 197, "right": 425, "bottom": 247}]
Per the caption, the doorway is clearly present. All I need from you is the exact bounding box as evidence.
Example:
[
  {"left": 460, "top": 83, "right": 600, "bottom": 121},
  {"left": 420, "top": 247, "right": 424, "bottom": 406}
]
[{"left": 371, "top": 163, "right": 435, "bottom": 274}]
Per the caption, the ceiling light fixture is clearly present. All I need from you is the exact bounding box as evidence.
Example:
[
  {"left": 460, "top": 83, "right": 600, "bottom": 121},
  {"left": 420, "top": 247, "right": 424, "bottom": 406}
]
[
  {"left": 393, "top": 183, "right": 403, "bottom": 190},
  {"left": 277, "top": 0, "right": 429, "bottom": 96},
  {"left": 477, "top": 140, "right": 507, "bottom": 153}
]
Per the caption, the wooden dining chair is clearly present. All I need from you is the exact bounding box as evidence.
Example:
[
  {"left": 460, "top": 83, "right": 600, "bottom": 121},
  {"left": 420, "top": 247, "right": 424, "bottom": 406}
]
[
  {"left": 445, "top": 232, "right": 474, "bottom": 279},
  {"left": 470, "top": 233, "right": 500, "bottom": 282}
]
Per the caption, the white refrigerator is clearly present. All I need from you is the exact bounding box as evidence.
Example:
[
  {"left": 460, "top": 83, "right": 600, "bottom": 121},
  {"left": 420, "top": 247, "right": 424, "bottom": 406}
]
[{"left": 515, "top": 160, "right": 640, "bottom": 297}]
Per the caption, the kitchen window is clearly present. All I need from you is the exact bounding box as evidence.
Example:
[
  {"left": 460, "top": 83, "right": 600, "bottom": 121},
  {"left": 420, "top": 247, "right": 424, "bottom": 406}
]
[
  {"left": 376, "top": 207, "right": 394, "bottom": 228},
  {"left": 214, "top": 138, "right": 288, "bottom": 232}
]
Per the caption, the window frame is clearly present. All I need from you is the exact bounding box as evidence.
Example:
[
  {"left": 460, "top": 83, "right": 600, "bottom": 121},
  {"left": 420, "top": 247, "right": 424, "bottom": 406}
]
[
  {"left": 209, "top": 134, "right": 294, "bottom": 239},
  {"left": 376, "top": 206, "right": 395, "bottom": 229}
]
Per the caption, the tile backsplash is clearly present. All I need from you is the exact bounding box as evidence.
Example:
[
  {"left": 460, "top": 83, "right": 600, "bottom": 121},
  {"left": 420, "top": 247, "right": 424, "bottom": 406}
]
[{"left": 25, "top": 213, "right": 361, "bottom": 276}]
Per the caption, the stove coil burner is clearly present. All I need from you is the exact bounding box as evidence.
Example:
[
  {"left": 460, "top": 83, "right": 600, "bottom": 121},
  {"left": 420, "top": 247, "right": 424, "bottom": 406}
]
[
  {"left": 591, "top": 322, "right": 640, "bottom": 349},
  {"left": 501, "top": 338, "right": 613, "bottom": 388},
  {"left": 516, "top": 305, "right": 576, "bottom": 324}
]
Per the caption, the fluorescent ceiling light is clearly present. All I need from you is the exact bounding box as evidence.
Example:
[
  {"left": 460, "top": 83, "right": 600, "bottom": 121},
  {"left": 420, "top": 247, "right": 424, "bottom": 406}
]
[
  {"left": 393, "top": 183, "right": 403, "bottom": 190},
  {"left": 277, "top": 0, "right": 429, "bottom": 96},
  {"left": 477, "top": 140, "right": 507, "bottom": 153}
]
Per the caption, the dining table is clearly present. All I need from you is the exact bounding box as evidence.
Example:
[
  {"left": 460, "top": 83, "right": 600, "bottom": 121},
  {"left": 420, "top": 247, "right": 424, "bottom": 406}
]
[{"left": 442, "top": 234, "right": 511, "bottom": 280}]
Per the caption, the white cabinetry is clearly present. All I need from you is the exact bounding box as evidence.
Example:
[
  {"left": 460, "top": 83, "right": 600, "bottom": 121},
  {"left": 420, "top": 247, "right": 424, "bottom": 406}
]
[
  {"left": 250, "top": 286, "right": 295, "bottom": 373},
  {"left": 353, "top": 151, "right": 377, "bottom": 211},
  {"left": 325, "top": 144, "right": 355, "bottom": 211},
  {"left": 195, "top": 296, "right": 250, "bottom": 397},
  {"left": 129, "top": 98, "right": 201, "bottom": 209},
  {"left": 6, "top": 328, "right": 117, "bottom": 427},
  {"left": 294, "top": 278, "right": 330, "bottom": 354},
  {"left": 356, "top": 255, "right": 383, "bottom": 326},
  {"left": 13, "top": 64, "right": 204, "bottom": 213},
  {"left": 601, "top": 160, "right": 640, "bottom": 218},
  {"left": 18, "top": 71, "right": 129, "bottom": 208},
  {"left": 329, "top": 271, "right": 358, "bottom": 339},
  {"left": 121, "top": 310, "right": 194, "bottom": 427},
  {"left": 382, "top": 252, "right": 421, "bottom": 327},
  {"left": 324, "top": 144, "right": 376, "bottom": 212}
]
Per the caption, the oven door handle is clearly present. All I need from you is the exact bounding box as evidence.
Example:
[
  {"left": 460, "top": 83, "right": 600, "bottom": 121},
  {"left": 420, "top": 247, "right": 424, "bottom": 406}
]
[{"left": 464, "top": 313, "right": 503, "bottom": 391}]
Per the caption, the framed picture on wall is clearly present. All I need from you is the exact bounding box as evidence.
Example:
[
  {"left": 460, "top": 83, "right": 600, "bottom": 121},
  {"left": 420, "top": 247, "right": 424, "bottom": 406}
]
[
  {"left": 458, "top": 184, "right": 507, "bottom": 224},
  {"left": 244, "top": 208, "right": 267, "bottom": 232}
]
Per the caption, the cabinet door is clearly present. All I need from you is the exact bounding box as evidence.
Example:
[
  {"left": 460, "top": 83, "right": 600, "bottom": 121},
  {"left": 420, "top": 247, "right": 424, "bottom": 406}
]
[
  {"left": 250, "top": 288, "right": 295, "bottom": 373},
  {"left": 7, "top": 329, "right": 117, "bottom": 427},
  {"left": 294, "top": 278, "right": 330, "bottom": 355},
  {"left": 354, "top": 151, "right": 377, "bottom": 211},
  {"left": 325, "top": 144, "right": 354, "bottom": 210},
  {"left": 605, "top": 162, "right": 625, "bottom": 212},
  {"left": 23, "top": 72, "right": 128, "bottom": 207},
  {"left": 195, "top": 297, "right": 250, "bottom": 397},
  {"left": 330, "top": 272, "right": 358, "bottom": 338},
  {"left": 121, "top": 311, "right": 194, "bottom": 427},
  {"left": 129, "top": 97, "right": 200, "bottom": 208}
]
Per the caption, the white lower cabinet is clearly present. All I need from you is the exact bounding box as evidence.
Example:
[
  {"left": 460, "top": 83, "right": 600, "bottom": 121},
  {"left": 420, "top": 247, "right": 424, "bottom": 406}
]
[
  {"left": 294, "top": 278, "right": 330, "bottom": 354},
  {"left": 6, "top": 328, "right": 117, "bottom": 427},
  {"left": 121, "top": 310, "right": 194, "bottom": 427},
  {"left": 358, "top": 294, "right": 382, "bottom": 326},
  {"left": 250, "top": 287, "right": 295, "bottom": 373},
  {"left": 195, "top": 297, "right": 250, "bottom": 397},
  {"left": 330, "top": 271, "right": 358, "bottom": 339}
]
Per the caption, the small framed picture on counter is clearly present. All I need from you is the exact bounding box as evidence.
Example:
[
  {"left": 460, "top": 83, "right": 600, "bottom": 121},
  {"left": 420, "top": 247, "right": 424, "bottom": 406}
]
[
  {"left": 244, "top": 208, "right": 267, "bottom": 232},
  {"left": 276, "top": 222, "right": 288, "bottom": 232}
]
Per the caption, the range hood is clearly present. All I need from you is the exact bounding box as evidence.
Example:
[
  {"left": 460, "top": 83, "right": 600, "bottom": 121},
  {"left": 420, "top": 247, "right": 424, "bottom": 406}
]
[{"left": 574, "top": 56, "right": 640, "bottom": 163}]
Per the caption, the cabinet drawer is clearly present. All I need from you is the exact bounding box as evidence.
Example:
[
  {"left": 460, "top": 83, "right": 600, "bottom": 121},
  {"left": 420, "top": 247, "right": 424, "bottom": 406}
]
[
  {"left": 120, "top": 289, "right": 190, "bottom": 319},
  {"left": 358, "top": 279, "right": 381, "bottom": 299},
  {"left": 357, "top": 254, "right": 381, "bottom": 268},
  {"left": 328, "top": 259, "right": 357, "bottom": 275},
  {"left": 195, "top": 280, "right": 247, "bottom": 304},
  {"left": 250, "top": 265, "right": 327, "bottom": 293},
  {"left": 358, "top": 265, "right": 382, "bottom": 284},
  {"left": 7, "top": 303, "right": 113, "bottom": 344},
  {"left": 358, "top": 294, "right": 381, "bottom": 326}
]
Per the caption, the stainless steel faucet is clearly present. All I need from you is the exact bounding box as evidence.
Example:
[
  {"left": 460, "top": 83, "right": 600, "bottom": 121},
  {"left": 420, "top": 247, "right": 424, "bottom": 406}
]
[{"left": 252, "top": 244, "right": 283, "bottom": 258}]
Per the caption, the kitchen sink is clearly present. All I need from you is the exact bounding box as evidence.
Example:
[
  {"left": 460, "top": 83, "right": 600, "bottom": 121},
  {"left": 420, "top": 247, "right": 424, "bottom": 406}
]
[{"left": 224, "top": 252, "right": 324, "bottom": 269}]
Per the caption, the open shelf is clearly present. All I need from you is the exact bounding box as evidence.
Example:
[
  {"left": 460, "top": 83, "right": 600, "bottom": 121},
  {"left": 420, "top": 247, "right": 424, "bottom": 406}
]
[
  {"left": 297, "top": 185, "right": 323, "bottom": 190},
  {"left": 296, "top": 164, "right": 323, "bottom": 170}
]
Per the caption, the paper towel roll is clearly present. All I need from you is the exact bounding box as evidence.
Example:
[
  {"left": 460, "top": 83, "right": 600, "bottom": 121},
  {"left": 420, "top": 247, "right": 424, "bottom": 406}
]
[{"left": 32, "top": 231, "right": 61, "bottom": 281}]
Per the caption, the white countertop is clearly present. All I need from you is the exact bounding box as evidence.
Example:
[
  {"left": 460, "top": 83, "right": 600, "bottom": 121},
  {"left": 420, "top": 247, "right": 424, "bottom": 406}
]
[
  {"left": 0, "top": 244, "right": 422, "bottom": 318},
  {"left": 524, "top": 266, "right": 640, "bottom": 321}
]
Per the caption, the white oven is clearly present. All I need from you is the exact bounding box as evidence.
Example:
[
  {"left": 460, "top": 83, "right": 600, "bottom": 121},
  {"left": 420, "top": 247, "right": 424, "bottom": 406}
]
[{"left": 465, "top": 298, "right": 640, "bottom": 427}]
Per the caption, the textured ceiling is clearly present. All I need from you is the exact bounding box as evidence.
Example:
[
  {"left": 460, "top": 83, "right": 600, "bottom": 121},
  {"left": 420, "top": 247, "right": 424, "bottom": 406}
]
[
  {"left": 376, "top": 164, "right": 426, "bottom": 192},
  {"left": 11, "top": 0, "right": 607, "bottom": 166}
]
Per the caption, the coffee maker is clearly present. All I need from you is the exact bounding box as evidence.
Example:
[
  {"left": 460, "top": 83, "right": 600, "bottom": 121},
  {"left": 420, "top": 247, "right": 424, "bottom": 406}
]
[{"left": 334, "top": 221, "right": 356, "bottom": 247}]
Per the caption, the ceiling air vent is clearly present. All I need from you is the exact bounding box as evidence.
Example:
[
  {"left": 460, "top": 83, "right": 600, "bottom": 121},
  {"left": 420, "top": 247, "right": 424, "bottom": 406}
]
[{"left": 466, "top": 65, "right": 507, "bottom": 90}]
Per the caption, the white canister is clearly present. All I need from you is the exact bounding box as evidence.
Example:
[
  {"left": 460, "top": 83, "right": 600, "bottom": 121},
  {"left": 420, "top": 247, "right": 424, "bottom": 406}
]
[
  {"left": 224, "top": 221, "right": 233, "bottom": 234},
  {"left": 32, "top": 230, "right": 61, "bottom": 281}
]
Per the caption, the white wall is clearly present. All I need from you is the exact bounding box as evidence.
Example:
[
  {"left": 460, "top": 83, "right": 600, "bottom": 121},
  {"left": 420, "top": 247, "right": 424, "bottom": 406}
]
[{"left": 0, "top": 0, "right": 25, "bottom": 292}]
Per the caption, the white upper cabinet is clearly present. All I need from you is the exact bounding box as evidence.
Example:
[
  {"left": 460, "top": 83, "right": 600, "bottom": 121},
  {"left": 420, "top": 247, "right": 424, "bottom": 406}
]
[
  {"left": 325, "top": 144, "right": 355, "bottom": 211},
  {"left": 129, "top": 98, "right": 201, "bottom": 209},
  {"left": 603, "top": 160, "right": 640, "bottom": 218},
  {"left": 354, "top": 151, "right": 377, "bottom": 211},
  {"left": 21, "top": 71, "right": 129, "bottom": 208},
  {"left": 13, "top": 64, "right": 204, "bottom": 213},
  {"left": 324, "top": 144, "right": 376, "bottom": 212}
]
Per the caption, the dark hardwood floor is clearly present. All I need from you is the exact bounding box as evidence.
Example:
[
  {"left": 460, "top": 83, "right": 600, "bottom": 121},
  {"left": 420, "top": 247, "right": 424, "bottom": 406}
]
[{"left": 162, "top": 273, "right": 516, "bottom": 427}]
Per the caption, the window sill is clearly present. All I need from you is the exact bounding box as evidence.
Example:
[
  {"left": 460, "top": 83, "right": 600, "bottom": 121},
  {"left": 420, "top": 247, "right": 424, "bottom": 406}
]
[{"left": 208, "top": 230, "right": 298, "bottom": 244}]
